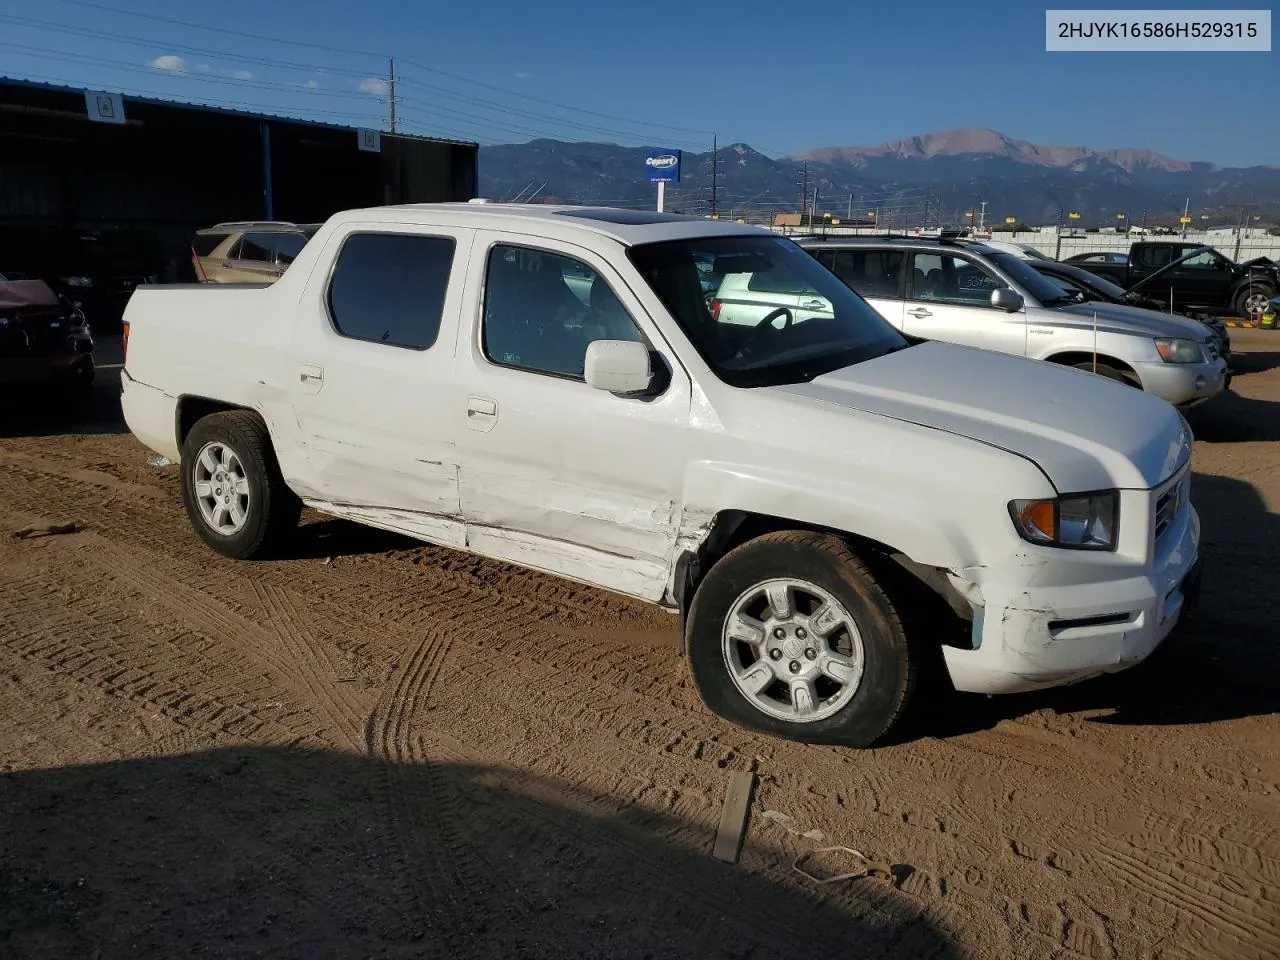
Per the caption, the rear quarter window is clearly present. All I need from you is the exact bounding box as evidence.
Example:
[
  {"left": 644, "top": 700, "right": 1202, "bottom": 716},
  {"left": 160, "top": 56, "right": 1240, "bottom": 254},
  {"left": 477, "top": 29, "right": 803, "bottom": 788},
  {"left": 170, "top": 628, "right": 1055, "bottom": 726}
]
[{"left": 326, "top": 232, "right": 456, "bottom": 350}]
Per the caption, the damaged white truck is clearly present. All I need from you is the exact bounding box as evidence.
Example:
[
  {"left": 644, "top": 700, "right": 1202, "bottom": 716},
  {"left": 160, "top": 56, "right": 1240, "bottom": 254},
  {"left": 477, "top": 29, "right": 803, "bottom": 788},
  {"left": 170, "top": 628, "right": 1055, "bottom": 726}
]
[{"left": 119, "top": 204, "right": 1203, "bottom": 747}]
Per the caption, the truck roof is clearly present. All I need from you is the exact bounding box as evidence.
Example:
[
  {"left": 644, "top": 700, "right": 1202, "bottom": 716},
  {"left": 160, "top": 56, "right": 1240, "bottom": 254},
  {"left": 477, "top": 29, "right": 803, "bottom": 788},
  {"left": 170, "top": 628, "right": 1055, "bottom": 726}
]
[{"left": 321, "top": 202, "right": 770, "bottom": 246}]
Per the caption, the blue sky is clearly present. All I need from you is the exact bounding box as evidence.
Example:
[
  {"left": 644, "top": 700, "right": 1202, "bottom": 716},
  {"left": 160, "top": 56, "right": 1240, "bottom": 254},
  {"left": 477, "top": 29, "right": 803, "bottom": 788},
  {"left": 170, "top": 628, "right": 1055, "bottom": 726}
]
[{"left": 0, "top": 0, "right": 1275, "bottom": 165}]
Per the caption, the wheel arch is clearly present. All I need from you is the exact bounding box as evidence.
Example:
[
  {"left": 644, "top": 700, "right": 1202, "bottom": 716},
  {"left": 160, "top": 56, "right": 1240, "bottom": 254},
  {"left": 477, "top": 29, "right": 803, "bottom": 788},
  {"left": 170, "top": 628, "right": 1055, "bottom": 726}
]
[
  {"left": 1042, "top": 351, "right": 1142, "bottom": 386},
  {"left": 671, "top": 508, "right": 973, "bottom": 657},
  {"left": 175, "top": 395, "right": 258, "bottom": 450}
]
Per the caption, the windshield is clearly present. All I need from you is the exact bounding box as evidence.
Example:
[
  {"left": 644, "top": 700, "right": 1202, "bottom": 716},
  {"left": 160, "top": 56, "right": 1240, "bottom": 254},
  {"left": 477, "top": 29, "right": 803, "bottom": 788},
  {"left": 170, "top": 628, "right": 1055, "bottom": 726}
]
[
  {"left": 986, "top": 252, "right": 1082, "bottom": 306},
  {"left": 627, "top": 235, "right": 909, "bottom": 388},
  {"left": 1068, "top": 268, "right": 1130, "bottom": 300}
]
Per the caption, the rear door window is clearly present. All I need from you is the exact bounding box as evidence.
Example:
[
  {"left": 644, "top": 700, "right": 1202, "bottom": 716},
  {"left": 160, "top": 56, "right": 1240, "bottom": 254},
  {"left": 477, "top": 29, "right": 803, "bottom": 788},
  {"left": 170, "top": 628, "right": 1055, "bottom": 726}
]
[
  {"left": 326, "top": 232, "right": 456, "bottom": 350},
  {"left": 818, "top": 248, "right": 904, "bottom": 299}
]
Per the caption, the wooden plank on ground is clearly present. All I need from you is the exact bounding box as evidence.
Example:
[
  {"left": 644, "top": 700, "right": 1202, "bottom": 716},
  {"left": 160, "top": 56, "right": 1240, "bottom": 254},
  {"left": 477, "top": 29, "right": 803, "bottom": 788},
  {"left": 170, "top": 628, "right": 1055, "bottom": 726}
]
[{"left": 712, "top": 770, "right": 756, "bottom": 863}]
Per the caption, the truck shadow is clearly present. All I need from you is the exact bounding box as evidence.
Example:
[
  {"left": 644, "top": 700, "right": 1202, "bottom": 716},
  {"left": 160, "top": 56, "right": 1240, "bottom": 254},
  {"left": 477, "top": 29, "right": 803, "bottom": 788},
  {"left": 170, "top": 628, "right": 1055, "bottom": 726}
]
[
  {"left": 0, "top": 746, "right": 961, "bottom": 960},
  {"left": 1185, "top": 389, "right": 1280, "bottom": 443},
  {"left": 927, "top": 470, "right": 1280, "bottom": 737},
  {"left": 1227, "top": 348, "right": 1280, "bottom": 375},
  {"left": 0, "top": 353, "right": 128, "bottom": 439},
  {"left": 291, "top": 515, "right": 421, "bottom": 560}
]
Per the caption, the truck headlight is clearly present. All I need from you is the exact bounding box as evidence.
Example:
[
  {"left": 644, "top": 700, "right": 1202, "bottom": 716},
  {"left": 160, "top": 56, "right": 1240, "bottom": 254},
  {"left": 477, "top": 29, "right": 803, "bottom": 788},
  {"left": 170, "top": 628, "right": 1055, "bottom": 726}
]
[
  {"left": 61, "top": 275, "right": 94, "bottom": 287},
  {"left": 1009, "top": 492, "right": 1118, "bottom": 551},
  {"left": 1154, "top": 338, "right": 1206, "bottom": 363}
]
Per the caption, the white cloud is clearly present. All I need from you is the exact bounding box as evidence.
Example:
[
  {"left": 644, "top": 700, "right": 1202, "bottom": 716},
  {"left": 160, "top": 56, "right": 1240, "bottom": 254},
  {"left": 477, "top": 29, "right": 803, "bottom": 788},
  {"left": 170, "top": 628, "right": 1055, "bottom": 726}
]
[
  {"left": 195, "top": 63, "right": 211, "bottom": 73},
  {"left": 515, "top": 71, "right": 532, "bottom": 79},
  {"left": 358, "top": 77, "right": 388, "bottom": 95},
  {"left": 304, "top": 79, "right": 320, "bottom": 89},
  {"left": 231, "top": 69, "right": 254, "bottom": 80},
  {"left": 148, "top": 55, "right": 187, "bottom": 73}
]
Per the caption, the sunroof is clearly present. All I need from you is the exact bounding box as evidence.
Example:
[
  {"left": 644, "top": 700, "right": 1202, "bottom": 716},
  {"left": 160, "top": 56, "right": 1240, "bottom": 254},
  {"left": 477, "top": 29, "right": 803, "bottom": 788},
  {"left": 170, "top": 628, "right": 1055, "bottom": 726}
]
[{"left": 554, "top": 209, "right": 696, "bottom": 225}]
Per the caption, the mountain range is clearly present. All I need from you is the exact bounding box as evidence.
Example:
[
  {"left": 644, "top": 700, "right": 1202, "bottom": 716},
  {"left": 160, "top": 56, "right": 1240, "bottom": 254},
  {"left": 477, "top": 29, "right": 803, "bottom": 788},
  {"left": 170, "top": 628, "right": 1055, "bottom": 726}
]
[{"left": 477, "top": 127, "right": 1280, "bottom": 227}]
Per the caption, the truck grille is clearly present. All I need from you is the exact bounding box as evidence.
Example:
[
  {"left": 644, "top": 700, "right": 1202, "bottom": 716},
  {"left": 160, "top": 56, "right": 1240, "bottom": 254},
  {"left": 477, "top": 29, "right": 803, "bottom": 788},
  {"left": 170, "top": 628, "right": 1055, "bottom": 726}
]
[{"left": 1154, "top": 471, "right": 1187, "bottom": 544}]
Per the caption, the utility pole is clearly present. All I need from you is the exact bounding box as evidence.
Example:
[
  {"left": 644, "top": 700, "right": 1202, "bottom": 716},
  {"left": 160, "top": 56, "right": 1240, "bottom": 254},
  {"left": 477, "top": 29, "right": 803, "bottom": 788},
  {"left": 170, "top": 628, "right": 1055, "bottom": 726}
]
[
  {"left": 801, "top": 161, "right": 808, "bottom": 226},
  {"left": 1055, "top": 207, "right": 1064, "bottom": 260},
  {"left": 388, "top": 57, "right": 397, "bottom": 133},
  {"left": 710, "top": 134, "right": 718, "bottom": 218},
  {"left": 978, "top": 200, "right": 987, "bottom": 234},
  {"left": 847, "top": 192, "right": 853, "bottom": 221}
]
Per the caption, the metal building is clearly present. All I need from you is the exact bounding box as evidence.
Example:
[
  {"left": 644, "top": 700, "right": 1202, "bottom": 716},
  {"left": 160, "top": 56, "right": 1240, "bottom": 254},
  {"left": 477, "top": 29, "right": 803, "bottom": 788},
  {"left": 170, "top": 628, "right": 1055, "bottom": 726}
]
[{"left": 0, "top": 77, "right": 478, "bottom": 322}]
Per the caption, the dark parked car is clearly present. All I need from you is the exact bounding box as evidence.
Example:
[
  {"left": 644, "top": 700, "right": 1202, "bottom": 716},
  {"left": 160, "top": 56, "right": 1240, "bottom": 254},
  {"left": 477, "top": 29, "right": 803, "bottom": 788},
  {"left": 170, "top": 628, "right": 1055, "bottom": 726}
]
[
  {"left": 1070, "top": 241, "right": 1278, "bottom": 318},
  {"left": 1027, "top": 258, "right": 1231, "bottom": 362},
  {"left": 0, "top": 276, "right": 95, "bottom": 399},
  {"left": 0, "top": 225, "right": 166, "bottom": 332}
]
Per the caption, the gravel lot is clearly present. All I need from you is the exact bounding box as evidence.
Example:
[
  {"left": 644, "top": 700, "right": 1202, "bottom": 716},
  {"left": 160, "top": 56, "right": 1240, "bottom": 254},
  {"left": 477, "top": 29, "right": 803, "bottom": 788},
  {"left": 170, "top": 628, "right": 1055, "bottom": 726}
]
[{"left": 2, "top": 331, "right": 1277, "bottom": 960}]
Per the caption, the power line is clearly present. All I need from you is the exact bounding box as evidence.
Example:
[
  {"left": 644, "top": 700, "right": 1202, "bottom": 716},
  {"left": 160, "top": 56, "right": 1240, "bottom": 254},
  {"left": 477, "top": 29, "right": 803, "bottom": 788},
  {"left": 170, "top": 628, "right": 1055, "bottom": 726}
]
[
  {"left": 0, "top": 41, "right": 380, "bottom": 101},
  {"left": 0, "top": 13, "right": 374, "bottom": 78},
  {"left": 45, "top": 0, "right": 714, "bottom": 138}
]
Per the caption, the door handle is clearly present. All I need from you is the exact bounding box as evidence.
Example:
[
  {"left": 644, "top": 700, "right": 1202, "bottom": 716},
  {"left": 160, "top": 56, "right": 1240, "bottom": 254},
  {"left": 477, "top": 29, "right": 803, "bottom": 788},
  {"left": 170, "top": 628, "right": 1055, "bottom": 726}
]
[
  {"left": 466, "top": 395, "right": 498, "bottom": 432},
  {"left": 800, "top": 299, "right": 827, "bottom": 310},
  {"left": 907, "top": 308, "right": 933, "bottom": 318},
  {"left": 298, "top": 362, "right": 324, "bottom": 393}
]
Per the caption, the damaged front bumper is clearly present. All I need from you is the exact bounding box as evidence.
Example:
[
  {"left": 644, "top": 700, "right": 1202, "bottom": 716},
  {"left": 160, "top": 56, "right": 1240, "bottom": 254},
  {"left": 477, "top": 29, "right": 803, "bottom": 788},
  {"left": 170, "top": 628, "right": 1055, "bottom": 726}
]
[{"left": 940, "top": 503, "right": 1201, "bottom": 696}]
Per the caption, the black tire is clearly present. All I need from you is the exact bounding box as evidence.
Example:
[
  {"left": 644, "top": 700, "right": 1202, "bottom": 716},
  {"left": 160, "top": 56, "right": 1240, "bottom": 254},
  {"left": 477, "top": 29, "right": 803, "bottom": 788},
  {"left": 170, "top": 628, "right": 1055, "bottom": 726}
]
[
  {"left": 685, "top": 531, "right": 918, "bottom": 747},
  {"left": 179, "top": 410, "right": 301, "bottom": 560},
  {"left": 1072, "top": 360, "right": 1138, "bottom": 387},
  {"left": 1234, "top": 284, "right": 1275, "bottom": 318}
]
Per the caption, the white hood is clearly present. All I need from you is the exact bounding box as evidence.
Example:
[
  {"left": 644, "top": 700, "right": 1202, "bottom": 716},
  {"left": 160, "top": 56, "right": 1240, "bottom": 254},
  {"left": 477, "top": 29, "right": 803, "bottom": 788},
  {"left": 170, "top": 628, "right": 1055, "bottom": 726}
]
[{"left": 768, "top": 341, "right": 1190, "bottom": 492}]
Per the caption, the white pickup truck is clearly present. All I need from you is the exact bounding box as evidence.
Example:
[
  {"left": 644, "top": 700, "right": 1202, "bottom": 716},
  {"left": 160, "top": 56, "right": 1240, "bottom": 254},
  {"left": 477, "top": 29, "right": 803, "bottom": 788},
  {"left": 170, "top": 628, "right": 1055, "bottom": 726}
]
[{"left": 120, "top": 203, "right": 1202, "bottom": 747}]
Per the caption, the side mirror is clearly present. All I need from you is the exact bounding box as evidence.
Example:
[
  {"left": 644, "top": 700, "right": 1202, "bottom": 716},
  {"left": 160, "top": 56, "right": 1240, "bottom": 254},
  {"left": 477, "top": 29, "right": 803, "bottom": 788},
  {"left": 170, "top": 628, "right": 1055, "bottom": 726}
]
[
  {"left": 584, "top": 340, "right": 653, "bottom": 395},
  {"left": 991, "top": 288, "right": 1024, "bottom": 312}
]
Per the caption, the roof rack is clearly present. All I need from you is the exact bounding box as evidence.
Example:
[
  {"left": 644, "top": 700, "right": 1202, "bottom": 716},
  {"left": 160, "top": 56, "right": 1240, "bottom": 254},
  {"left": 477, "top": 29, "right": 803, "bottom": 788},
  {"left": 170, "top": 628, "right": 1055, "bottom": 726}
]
[{"left": 204, "top": 220, "right": 304, "bottom": 231}]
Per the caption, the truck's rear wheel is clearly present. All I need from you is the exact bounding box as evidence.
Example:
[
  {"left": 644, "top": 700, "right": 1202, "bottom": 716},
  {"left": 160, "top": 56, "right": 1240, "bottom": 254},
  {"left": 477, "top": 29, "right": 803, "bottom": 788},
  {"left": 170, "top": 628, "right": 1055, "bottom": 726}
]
[
  {"left": 685, "top": 531, "right": 917, "bottom": 747},
  {"left": 179, "top": 410, "right": 300, "bottom": 560}
]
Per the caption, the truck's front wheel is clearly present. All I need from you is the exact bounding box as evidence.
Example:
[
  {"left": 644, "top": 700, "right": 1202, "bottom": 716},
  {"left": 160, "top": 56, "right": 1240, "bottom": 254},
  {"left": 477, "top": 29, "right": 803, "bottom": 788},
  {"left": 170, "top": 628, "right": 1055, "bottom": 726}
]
[
  {"left": 179, "top": 411, "right": 300, "bottom": 560},
  {"left": 685, "top": 531, "right": 918, "bottom": 747}
]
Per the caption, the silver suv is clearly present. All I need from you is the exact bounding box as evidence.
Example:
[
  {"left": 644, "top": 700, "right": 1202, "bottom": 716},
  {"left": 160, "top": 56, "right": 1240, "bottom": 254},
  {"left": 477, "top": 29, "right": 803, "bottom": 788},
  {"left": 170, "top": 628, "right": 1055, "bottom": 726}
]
[{"left": 759, "top": 236, "right": 1228, "bottom": 408}]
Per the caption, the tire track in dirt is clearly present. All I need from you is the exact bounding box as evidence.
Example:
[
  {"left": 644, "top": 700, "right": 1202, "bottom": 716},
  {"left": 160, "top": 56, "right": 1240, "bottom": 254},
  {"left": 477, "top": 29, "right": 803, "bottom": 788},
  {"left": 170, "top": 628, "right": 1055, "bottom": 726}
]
[
  {"left": 360, "top": 626, "right": 508, "bottom": 944},
  {"left": 74, "top": 535, "right": 372, "bottom": 753},
  {"left": 0, "top": 574, "right": 318, "bottom": 747},
  {"left": 1095, "top": 835, "right": 1280, "bottom": 958},
  {"left": 252, "top": 581, "right": 371, "bottom": 752}
]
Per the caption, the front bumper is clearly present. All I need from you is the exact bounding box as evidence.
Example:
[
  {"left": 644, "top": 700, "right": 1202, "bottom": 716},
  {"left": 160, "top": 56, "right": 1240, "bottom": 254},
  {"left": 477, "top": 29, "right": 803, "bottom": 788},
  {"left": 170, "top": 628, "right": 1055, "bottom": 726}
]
[
  {"left": 1132, "top": 356, "right": 1228, "bottom": 407},
  {"left": 942, "top": 493, "right": 1201, "bottom": 696}
]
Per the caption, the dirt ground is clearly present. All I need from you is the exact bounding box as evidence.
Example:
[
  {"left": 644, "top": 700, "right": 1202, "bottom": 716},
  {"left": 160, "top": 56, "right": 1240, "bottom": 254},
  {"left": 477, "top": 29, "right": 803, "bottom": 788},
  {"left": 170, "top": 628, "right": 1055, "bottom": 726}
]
[{"left": 1, "top": 332, "right": 1278, "bottom": 960}]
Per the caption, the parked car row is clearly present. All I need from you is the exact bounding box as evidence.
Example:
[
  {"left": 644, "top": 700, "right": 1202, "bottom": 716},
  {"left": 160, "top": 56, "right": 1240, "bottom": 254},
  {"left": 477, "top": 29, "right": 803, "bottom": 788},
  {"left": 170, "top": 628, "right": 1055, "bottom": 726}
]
[
  {"left": 1067, "top": 239, "right": 1277, "bottom": 320},
  {"left": 118, "top": 203, "right": 1203, "bottom": 749},
  {"left": 709, "top": 232, "right": 1229, "bottom": 408}
]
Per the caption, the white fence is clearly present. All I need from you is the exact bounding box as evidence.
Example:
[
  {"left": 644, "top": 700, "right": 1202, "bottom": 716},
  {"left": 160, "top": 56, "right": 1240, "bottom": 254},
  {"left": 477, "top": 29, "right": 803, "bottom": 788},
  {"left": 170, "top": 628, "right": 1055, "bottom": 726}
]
[{"left": 767, "top": 223, "right": 1280, "bottom": 262}]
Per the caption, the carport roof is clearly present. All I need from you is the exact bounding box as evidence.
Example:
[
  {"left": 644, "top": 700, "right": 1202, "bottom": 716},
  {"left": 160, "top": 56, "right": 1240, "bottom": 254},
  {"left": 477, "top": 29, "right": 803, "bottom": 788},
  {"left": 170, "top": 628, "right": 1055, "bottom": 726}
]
[{"left": 0, "top": 75, "right": 479, "bottom": 148}]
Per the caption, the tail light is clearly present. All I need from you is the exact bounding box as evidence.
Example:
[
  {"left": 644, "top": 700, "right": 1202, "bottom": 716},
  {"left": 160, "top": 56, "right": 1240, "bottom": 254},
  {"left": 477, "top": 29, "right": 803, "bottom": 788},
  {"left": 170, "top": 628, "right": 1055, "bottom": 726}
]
[
  {"left": 121, "top": 319, "right": 129, "bottom": 364},
  {"left": 709, "top": 298, "right": 722, "bottom": 320}
]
